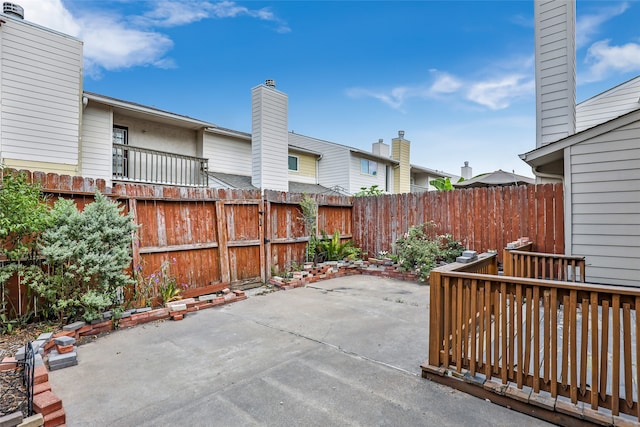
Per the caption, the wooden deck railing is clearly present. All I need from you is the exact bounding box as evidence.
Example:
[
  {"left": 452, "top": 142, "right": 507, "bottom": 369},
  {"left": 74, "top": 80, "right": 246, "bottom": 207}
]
[
  {"left": 427, "top": 261, "right": 640, "bottom": 420},
  {"left": 503, "top": 244, "right": 586, "bottom": 283}
]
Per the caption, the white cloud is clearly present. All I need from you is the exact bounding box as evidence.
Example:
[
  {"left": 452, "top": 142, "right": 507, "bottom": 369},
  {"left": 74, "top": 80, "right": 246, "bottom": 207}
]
[
  {"left": 466, "top": 75, "right": 534, "bottom": 110},
  {"left": 15, "top": 0, "right": 289, "bottom": 78},
  {"left": 583, "top": 39, "right": 640, "bottom": 82},
  {"left": 428, "top": 71, "right": 462, "bottom": 95},
  {"left": 576, "top": 2, "right": 629, "bottom": 49},
  {"left": 138, "top": 1, "right": 291, "bottom": 33},
  {"left": 345, "top": 87, "right": 409, "bottom": 111},
  {"left": 347, "top": 68, "right": 533, "bottom": 112}
]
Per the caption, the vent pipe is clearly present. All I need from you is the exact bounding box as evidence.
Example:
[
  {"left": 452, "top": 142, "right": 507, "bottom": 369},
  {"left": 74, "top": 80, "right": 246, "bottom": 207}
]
[
  {"left": 3, "top": 2, "right": 24, "bottom": 19},
  {"left": 265, "top": 79, "right": 276, "bottom": 88}
]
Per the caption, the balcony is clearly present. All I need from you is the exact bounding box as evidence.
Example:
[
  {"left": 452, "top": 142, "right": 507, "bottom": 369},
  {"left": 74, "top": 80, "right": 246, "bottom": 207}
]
[{"left": 113, "top": 143, "right": 209, "bottom": 187}]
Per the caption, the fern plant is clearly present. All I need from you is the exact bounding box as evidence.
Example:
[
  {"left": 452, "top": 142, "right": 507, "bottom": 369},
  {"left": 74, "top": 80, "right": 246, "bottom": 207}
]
[{"left": 316, "top": 230, "right": 359, "bottom": 261}]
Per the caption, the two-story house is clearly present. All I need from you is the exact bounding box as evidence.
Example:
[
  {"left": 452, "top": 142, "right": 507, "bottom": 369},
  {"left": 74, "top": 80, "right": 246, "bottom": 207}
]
[{"left": 0, "top": 6, "right": 453, "bottom": 195}]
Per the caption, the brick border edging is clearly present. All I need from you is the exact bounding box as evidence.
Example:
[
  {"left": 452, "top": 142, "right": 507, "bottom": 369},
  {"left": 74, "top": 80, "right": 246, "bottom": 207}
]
[
  {"left": 4, "top": 289, "right": 248, "bottom": 427},
  {"left": 268, "top": 262, "right": 420, "bottom": 289}
]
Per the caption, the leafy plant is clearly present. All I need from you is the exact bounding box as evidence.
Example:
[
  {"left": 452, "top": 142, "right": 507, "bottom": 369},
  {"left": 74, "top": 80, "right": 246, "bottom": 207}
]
[
  {"left": 429, "top": 177, "right": 454, "bottom": 191},
  {"left": 27, "top": 191, "right": 138, "bottom": 322},
  {"left": 157, "top": 260, "right": 183, "bottom": 304},
  {"left": 395, "top": 222, "right": 465, "bottom": 282},
  {"left": 317, "top": 230, "right": 360, "bottom": 261},
  {"left": 355, "top": 185, "right": 384, "bottom": 197},
  {"left": 133, "top": 258, "right": 184, "bottom": 307},
  {"left": 0, "top": 169, "right": 49, "bottom": 320}
]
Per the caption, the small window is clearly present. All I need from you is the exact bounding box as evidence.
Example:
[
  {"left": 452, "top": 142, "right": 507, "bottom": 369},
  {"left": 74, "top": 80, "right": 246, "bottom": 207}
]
[
  {"left": 288, "top": 155, "right": 299, "bottom": 171},
  {"left": 360, "top": 159, "right": 377, "bottom": 176}
]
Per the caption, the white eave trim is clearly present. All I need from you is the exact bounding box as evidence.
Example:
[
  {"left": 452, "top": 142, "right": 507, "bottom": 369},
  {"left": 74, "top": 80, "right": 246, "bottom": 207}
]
[
  {"left": 84, "top": 92, "right": 214, "bottom": 129},
  {"left": 520, "top": 108, "right": 640, "bottom": 165}
]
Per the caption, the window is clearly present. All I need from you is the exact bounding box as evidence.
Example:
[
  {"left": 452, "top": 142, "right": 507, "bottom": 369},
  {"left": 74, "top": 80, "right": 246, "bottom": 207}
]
[
  {"left": 360, "top": 159, "right": 377, "bottom": 176},
  {"left": 288, "top": 155, "right": 299, "bottom": 172},
  {"left": 112, "top": 126, "right": 128, "bottom": 178}
]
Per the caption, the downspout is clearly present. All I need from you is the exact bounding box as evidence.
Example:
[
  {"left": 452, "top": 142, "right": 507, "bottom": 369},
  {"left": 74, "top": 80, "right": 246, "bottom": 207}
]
[{"left": 316, "top": 154, "right": 323, "bottom": 185}]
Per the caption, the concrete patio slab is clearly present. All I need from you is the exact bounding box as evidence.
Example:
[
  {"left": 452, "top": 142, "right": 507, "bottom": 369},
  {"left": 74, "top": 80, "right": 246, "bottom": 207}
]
[{"left": 48, "top": 276, "right": 551, "bottom": 426}]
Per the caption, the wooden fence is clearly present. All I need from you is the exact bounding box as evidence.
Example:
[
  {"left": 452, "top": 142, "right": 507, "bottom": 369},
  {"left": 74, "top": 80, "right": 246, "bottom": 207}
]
[
  {"left": 352, "top": 183, "right": 564, "bottom": 263},
  {"left": 2, "top": 170, "right": 564, "bottom": 318}
]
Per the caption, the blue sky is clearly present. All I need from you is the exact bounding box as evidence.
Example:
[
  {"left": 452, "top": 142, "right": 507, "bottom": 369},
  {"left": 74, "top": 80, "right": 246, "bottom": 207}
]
[{"left": 19, "top": 0, "right": 640, "bottom": 178}]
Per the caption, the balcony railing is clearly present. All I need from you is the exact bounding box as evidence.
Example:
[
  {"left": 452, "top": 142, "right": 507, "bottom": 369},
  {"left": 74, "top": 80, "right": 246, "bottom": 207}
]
[{"left": 113, "top": 143, "right": 208, "bottom": 187}]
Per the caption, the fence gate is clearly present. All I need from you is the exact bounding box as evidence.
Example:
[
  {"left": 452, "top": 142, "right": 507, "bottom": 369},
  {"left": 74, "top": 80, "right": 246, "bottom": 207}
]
[{"left": 129, "top": 193, "right": 265, "bottom": 298}]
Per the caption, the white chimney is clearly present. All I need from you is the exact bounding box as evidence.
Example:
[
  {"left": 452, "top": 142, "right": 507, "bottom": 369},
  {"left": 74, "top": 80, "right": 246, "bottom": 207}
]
[
  {"left": 251, "top": 81, "right": 289, "bottom": 192},
  {"left": 372, "top": 138, "right": 390, "bottom": 158},
  {"left": 535, "top": 0, "right": 576, "bottom": 147},
  {"left": 461, "top": 161, "right": 472, "bottom": 180}
]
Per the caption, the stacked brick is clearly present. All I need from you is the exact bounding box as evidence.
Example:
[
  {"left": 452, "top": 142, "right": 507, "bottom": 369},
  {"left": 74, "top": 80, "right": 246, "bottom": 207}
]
[
  {"left": 0, "top": 289, "right": 249, "bottom": 427},
  {"left": 269, "top": 261, "right": 419, "bottom": 289},
  {"left": 0, "top": 332, "right": 68, "bottom": 427}
]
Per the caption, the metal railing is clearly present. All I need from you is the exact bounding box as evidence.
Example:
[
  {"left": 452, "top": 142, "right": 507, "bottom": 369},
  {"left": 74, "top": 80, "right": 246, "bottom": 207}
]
[
  {"left": 113, "top": 143, "right": 209, "bottom": 187},
  {"left": 0, "top": 342, "right": 34, "bottom": 418}
]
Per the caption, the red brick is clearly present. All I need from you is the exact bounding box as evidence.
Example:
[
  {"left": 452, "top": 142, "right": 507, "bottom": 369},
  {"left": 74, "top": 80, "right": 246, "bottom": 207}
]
[
  {"left": 77, "top": 324, "right": 93, "bottom": 335},
  {"left": 172, "top": 314, "right": 184, "bottom": 321},
  {"left": 33, "top": 381, "right": 52, "bottom": 395},
  {"left": 44, "top": 340, "right": 56, "bottom": 352},
  {"left": 56, "top": 344, "right": 74, "bottom": 354},
  {"left": 148, "top": 308, "right": 169, "bottom": 319},
  {"left": 195, "top": 302, "right": 214, "bottom": 310},
  {"left": 43, "top": 408, "right": 65, "bottom": 427},
  {"left": 53, "top": 331, "right": 75, "bottom": 339},
  {"left": 33, "top": 391, "right": 62, "bottom": 415},
  {"left": 34, "top": 365, "right": 49, "bottom": 385},
  {"left": 1, "top": 356, "right": 17, "bottom": 370}
]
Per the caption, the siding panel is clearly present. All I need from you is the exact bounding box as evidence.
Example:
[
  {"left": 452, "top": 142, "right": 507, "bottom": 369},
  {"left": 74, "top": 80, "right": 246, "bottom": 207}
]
[
  {"left": 569, "top": 122, "right": 640, "bottom": 286},
  {"left": 0, "top": 17, "right": 82, "bottom": 167}
]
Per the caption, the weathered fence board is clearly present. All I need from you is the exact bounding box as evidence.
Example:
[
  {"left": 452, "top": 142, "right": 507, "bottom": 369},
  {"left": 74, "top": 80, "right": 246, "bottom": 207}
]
[
  {"left": 3, "top": 170, "right": 563, "bottom": 317},
  {"left": 352, "top": 184, "right": 563, "bottom": 263}
]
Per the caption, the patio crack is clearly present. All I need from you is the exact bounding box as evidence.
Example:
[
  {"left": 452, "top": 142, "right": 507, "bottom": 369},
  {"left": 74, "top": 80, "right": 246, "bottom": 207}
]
[{"left": 221, "top": 311, "right": 419, "bottom": 378}]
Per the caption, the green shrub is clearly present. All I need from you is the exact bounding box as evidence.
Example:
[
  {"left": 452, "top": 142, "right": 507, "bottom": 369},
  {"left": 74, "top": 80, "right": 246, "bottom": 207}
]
[
  {"left": 0, "top": 170, "right": 49, "bottom": 321},
  {"left": 27, "top": 191, "right": 137, "bottom": 322},
  {"left": 395, "top": 222, "right": 465, "bottom": 282}
]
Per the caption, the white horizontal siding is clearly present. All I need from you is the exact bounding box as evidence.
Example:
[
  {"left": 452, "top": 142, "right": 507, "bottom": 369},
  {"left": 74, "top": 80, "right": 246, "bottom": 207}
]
[
  {"left": 569, "top": 117, "right": 640, "bottom": 286},
  {"left": 288, "top": 133, "right": 350, "bottom": 193},
  {"left": 251, "top": 85, "right": 288, "bottom": 191},
  {"left": 0, "top": 17, "right": 82, "bottom": 166},
  {"left": 535, "top": 0, "right": 576, "bottom": 147},
  {"left": 113, "top": 114, "right": 198, "bottom": 156},
  {"left": 81, "top": 104, "right": 112, "bottom": 182},
  {"left": 204, "top": 133, "right": 252, "bottom": 176},
  {"left": 576, "top": 76, "right": 640, "bottom": 132},
  {"left": 350, "top": 155, "right": 387, "bottom": 194}
]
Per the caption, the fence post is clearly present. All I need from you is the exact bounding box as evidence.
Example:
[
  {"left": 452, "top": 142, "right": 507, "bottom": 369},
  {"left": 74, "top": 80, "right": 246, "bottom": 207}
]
[
  {"left": 429, "top": 269, "right": 442, "bottom": 366},
  {"left": 215, "top": 200, "right": 230, "bottom": 283}
]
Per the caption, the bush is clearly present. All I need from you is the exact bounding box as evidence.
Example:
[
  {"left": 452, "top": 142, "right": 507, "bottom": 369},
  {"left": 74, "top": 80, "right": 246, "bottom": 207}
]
[
  {"left": 395, "top": 222, "right": 465, "bottom": 282},
  {"left": 27, "top": 191, "right": 137, "bottom": 322}
]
